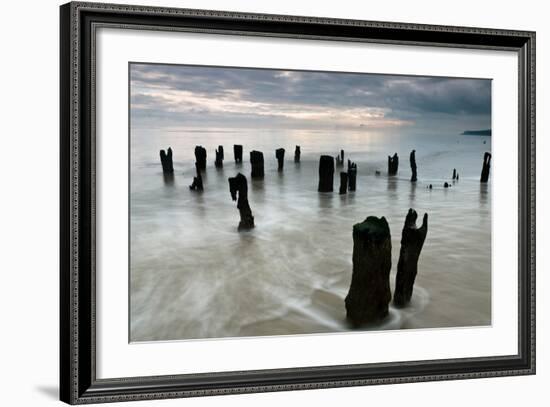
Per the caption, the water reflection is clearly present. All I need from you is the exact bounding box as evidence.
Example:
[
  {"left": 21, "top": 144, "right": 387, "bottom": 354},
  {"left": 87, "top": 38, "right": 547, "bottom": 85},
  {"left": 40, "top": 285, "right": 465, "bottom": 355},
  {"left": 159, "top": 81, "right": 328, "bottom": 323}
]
[
  {"left": 387, "top": 177, "right": 398, "bottom": 201},
  {"left": 479, "top": 183, "right": 489, "bottom": 205},
  {"left": 193, "top": 191, "right": 206, "bottom": 218},
  {"left": 318, "top": 192, "right": 334, "bottom": 210},
  {"left": 162, "top": 173, "right": 175, "bottom": 186},
  {"left": 250, "top": 178, "right": 266, "bottom": 204},
  {"left": 408, "top": 182, "right": 417, "bottom": 205}
]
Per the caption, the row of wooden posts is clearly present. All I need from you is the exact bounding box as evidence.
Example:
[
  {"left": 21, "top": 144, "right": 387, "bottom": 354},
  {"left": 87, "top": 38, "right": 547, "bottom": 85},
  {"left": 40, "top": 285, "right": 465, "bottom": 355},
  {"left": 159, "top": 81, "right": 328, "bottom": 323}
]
[
  {"left": 159, "top": 145, "right": 491, "bottom": 231},
  {"left": 161, "top": 145, "right": 492, "bottom": 192}
]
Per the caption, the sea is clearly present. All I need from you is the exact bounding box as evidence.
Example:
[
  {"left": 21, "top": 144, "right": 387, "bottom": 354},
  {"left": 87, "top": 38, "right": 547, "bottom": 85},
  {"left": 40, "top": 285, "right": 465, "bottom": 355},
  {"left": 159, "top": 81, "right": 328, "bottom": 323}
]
[{"left": 129, "top": 128, "right": 491, "bottom": 342}]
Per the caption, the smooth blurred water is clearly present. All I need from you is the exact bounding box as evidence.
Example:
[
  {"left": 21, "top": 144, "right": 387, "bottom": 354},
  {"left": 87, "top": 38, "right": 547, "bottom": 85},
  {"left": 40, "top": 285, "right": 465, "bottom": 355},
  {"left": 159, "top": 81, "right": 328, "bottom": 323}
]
[{"left": 130, "top": 128, "right": 491, "bottom": 342}]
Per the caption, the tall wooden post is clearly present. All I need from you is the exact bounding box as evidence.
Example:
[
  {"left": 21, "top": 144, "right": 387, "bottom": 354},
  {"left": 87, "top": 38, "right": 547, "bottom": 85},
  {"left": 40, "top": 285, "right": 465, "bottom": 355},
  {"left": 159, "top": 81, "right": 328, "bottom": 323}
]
[
  {"left": 480, "top": 152, "right": 492, "bottom": 182},
  {"left": 228, "top": 173, "right": 254, "bottom": 230},
  {"left": 159, "top": 147, "right": 174, "bottom": 173},
  {"left": 345, "top": 216, "right": 392, "bottom": 326},
  {"left": 250, "top": 150, "right": 264, "bottom": 179},
  {"left": 233, "top": 144, "right": 243, "bottom": 163},
  {"left": 276, "top": 148, "right": 285, "bottom": 171},
  {"left": 393, "top": 209, "right": 428, "bottom": 307},
  {"left": 318, "top": 155, "right": 335, "bottom": 192},
  {"left": 410, "top": 150, "right": 417, "bottom": 182}
]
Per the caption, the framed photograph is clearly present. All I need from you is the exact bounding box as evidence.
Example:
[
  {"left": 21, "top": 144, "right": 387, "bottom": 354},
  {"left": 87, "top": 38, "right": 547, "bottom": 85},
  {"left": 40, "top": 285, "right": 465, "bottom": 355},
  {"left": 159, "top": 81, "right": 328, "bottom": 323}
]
[{"left": 60, "top": 1, "right": 535, "bottom": 404}]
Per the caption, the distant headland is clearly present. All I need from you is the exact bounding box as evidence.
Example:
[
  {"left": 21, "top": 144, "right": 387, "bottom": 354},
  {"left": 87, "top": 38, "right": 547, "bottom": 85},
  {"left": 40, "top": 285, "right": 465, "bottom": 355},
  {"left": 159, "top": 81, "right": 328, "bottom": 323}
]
[{"left": 461, "top": 129, "right": 491, "bottom": 136}]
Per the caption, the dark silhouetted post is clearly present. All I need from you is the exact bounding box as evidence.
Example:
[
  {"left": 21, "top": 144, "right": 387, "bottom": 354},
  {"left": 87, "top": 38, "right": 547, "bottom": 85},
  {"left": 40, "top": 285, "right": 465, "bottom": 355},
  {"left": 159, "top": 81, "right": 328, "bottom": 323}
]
[
  {"left": 189, "top": 162, "right": 203, "bottom": 191},
  {"left": 345, "top": 216, "right": 392, "bottom": 326},
  {"left": 159, "top": 147, "right": 174, "bottom": 173},
  {"left": 215, "top": 146, "right": 224, "bottom": 168},
  {"left": 452, "top": 168, "right": 457, "bottom": 180},
  {"left": 339, "top": 172, "right": 348, "bottom": 195},
  {"left": 194, "top": 146, "right": 207, "bottom": 170},
  {"left": 336, "top": 149, "right": 345, "bottom": 167},
  {"left": 348, "top": 160, "right": 357, "bottom": 191},
  {"left": 233, "top": 144, "right": 243, "bottom": 163},
  {"left": 250, "top": 150, "right": 264, "bottom": 179},
  {"left": 228, "top": 173, "right": 254, "bottom": 230},
  {"left": 480, "top": 152, "right": 491, "bottom": 182},
  {"left": 410, "top": 150, "right": 417, "bottom": 182},
  {"left": 388, "top": 153, "right": 399, "bottom": 175},
  {"left": 394, "top": 209, "right": 428, "bottom": 307},
  {"left": 275, "top": 148, "right": 285, "bottom": 171},
  {"left": 294, "top": 146, "right": 301, "bottom": 163},
  {"left": 318, "top": 155, "right": 335, "bottom": 192}
]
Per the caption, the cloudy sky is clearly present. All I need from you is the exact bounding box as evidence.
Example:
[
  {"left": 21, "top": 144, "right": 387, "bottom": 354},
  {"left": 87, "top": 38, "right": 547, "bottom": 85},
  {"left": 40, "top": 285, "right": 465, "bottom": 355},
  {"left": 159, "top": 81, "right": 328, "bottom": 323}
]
[{"left": 130, "top": 63, "right": 491, "bottom": 135}]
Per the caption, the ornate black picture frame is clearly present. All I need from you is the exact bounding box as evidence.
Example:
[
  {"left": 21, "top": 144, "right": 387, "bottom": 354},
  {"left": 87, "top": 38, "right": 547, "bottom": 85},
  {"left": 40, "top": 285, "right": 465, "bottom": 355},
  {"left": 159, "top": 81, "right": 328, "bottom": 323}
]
[{"left": 60, "top": 2, "right": 535, "bottom": 404}]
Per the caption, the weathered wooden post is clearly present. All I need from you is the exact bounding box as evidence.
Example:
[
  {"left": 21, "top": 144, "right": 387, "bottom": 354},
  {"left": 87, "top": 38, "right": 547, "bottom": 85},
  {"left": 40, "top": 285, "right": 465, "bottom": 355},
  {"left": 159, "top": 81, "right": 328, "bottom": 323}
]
[
  {"left": 394, "top": 209, "right": 428, "bottom": 307},
  {"left": 194, "top": 146, "right": 207, "bottom": 170},
  {"left": 410, "top": 150, "right": 417, "bottom": 182},
  {"left": 233, "top": 144, "right": 243, "bottom": 163},
  {"left": 250, "top": 150, "right": 264, "bottom": 179},
  {"left": 339, "top": 172, "right": 348, "bottom": 195},
  {"left": 189, "top": 162, "right": 203, "bottom": 191},
  {"left": 336, "top": 149, "right": 345, "bottom": 167},
  {"left": 215, "top": 146, "right": 224, "bottom": 168},
  {"left": 348, "top": 160, "right": 357, "bottom": 191},
  {"left": 388, "top": 153, "right": 399, "bottom": 175},
  {"left": 480, "top": 152, "right": 492, "bottom": 182},
  {"left": 318, "top": 155, "right": 335, "bottom": 192},
  {"left": 452, "top": 168, "right": 457, "bottom": 180},
  {"left": 228, "top": 173, "right": 254, "bottom": 230},
  {"left": 275, "top": 148, "right": 285, "bottom": 171},
  {"left": 294, "top": 146, "right": 301, "bottom": 163},
  {"left": 345, "top": 216, "right": 392, "bottom": 326},
  {"left": 159, "top": 147, "right": 174, "bottom": 173}
]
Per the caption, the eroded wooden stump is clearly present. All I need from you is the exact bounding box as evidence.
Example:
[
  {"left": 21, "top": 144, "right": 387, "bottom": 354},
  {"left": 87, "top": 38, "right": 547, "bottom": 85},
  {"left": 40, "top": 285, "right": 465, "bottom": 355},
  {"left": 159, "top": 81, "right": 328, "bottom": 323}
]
[
  {"left": 388, "top": 153, "right": 399, "bottom": 175},
  {"left": 276, "top": 148, "right": 285, "bottom": 171},
  {"left": 215, "top": 146, "right": 224, "bottom": 168},
  {"left": 194, "top": 146, "right": 207, "bottom": 170},
  {"left": 480, "top": 152, "right": 491, "bottom": 182},
  {"left": 294, "top": 146, "right": 301, "bottom": 163},
  {"left": 348, "top": 160, "right": 357, "bottom": 191},
  {"left": 345, "top": 216, "right": 392, "bottom": 326},
  {"left": 250, "top": 150, "right": 264, "bottom": 179},
  {"left": 339, "top": 172, "right": 348, "bottom": 195},
  {"left": 228, "top": 173, "right": 254, "bottom": 230},
  {"left": 233, "top": 144, "right": 243, "bottom": 163},
  {"left": 410, "top": 150, "right": 417, "bottom": 182},
  {"left": 393, "top": 209, "right": 428, "bottom": 307},
  {"left": 336, "top": 149, "right": 345, "bottom": 167},
  {"left": 318, "top": 155, "right": 335, "bottom": 192},
  {"left": 189, "top": 162, "right": 203, "bottom": 191},
  {"left": 159, "top": 147, "right": 174, "bottom": 174}
]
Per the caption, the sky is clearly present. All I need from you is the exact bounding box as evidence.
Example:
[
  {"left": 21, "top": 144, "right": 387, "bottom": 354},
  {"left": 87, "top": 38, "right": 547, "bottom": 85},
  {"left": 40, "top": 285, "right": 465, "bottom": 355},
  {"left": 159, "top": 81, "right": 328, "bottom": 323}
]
[{"left": 130, "top": 63, "right": 491, "bottom": 135}]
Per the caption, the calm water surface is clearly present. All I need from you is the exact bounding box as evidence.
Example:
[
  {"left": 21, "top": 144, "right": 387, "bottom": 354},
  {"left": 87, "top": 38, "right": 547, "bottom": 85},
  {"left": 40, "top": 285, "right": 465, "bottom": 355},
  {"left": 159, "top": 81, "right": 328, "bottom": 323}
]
[{"left": 130, "top": 128, "right": 491, "bottom": 341}]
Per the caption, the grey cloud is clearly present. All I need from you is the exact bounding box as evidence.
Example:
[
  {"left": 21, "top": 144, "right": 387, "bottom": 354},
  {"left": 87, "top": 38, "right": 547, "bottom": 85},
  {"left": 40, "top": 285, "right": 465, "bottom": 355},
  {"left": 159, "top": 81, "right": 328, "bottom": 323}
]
[{"left": 130, "top": 63, "right": 491, "bottom": 132}]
